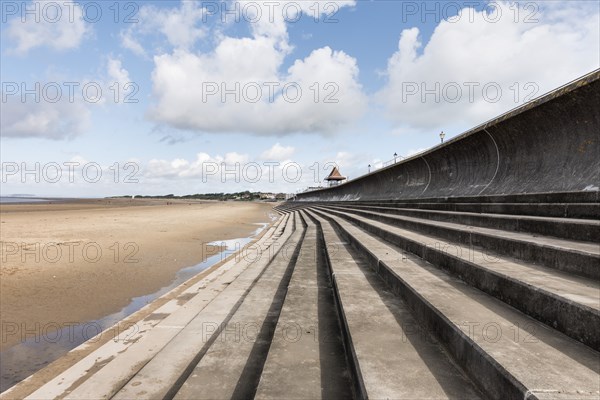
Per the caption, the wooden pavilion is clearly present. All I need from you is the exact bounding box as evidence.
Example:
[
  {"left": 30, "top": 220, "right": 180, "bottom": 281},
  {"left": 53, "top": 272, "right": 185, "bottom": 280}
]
[{"left": 325, "top": 166, "right": 346, "bottom": 187}]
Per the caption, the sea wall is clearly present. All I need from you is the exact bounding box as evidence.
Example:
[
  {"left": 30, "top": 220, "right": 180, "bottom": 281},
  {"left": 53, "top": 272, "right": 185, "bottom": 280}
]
[{"left": 295, "top": 71, "right": 600, "bottom": 202}]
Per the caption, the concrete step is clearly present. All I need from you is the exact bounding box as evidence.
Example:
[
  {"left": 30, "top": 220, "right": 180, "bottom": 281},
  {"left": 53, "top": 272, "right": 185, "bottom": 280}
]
[
  {"left": 111, "top": 213, "right": 303, "bottom": 400},
  {"left": 18, "top": 213, "right": 291, "bottom": 400},
  {"left": 320, "top": 201, "right": 599, "bottom": 219},
  {"left": 274, "top": 204, "right": 296, "bottom": 214},
  {"left": 305, "top": 210, "right": 484, "bottom": 400},
  {"left": 319, "top": 205, "right": 600, "bottom": 280},
  {"left": 308, "top": 190, "right": 600, "bottom": 206},
  {"left": 274, "top": 205, "right": 297, "bottom": 215},
  {"left": 328, "top": 204, "right": 599, "bottom": 242},
  {"left": 59, "top": 213, "right": 298, "bottom": 400},
  {"left": 254, "top": 211, "right": 352, "bottom": 399},
  {"left": 312, "top": 208, "right": 600, "bottom": 400},
  {"left": 163, "top": 215, "right": 308, "bottom": 399},
  {"left": 312, "top": 206, "right": 600, "bottom": 350},
  {"left": 351, "top": 191, "right": 600, "bottom": 204}
]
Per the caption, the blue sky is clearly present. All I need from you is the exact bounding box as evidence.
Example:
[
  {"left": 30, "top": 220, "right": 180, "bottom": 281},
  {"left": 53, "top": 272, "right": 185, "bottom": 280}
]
[{"left": 1, "top": 0, "right": 599, "bottom": 196}]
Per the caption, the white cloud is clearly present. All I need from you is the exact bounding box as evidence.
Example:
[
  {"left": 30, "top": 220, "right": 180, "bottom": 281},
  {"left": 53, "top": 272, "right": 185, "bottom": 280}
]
[
  {"left": 261, "top": 143, "right": 295, "bottom": 160},
  {"left": 371, "top": 158, "right": 383, "bottom": 170},
  {"left": 69, "top": 155, "right": 88, "bottom": 165},
  {"left": 1, "top": 57, "right": 129, "bottom": 139},
  {"left": 141, "top": 150, "right": 347, "bottom": 193},
  {"left": 313, "top": 151, "right": 369, "bottom": 183},
  {"left": 332, "top": 151, "right": 359, "bottom": 170},
  {"left": 107, "top": 58, "right": 130, "bottom": 84},
  {"left": 149, "top": 44, "right": 366, "bottom": 136},
  {"left": 1, "top": 93, "right": 90, "bottom": 140},
  {"left": 120, "top": 31, "right": 147, "bottom": 57},
  {"left": 145, "top": 152, "right": 251, "bottom": 180},
  {"left": 378, "top": 1, "right": 600, "bottom": 134},
  {"left": 135, "top": 0, "right": 364, "bottom": 136},
  {"left": 120, "top": 1, "right": 208, "bottom": 55},
  {"left": 6, "top": 1, "right": 90, "bottom": 54},
  {"left": 103, "top": 57, "right": 135, "bottom": 105}
]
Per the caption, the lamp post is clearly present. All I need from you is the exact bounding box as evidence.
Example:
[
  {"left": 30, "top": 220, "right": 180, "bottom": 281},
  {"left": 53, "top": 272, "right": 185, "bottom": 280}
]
[
  {"left": 439, "top": 131, "right": 445, "bottom": 143},
  {"left": 394, "top": 152, "right": 398, "bottom": 163},
  {"left": 368, "top": 164, "right": 371, "bottom": 173}
]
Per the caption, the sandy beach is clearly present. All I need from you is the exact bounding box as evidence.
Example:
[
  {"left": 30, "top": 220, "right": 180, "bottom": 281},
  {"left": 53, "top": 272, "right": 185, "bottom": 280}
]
[{"left": 0, "top": 199, "right": 276, "bottom": 351}]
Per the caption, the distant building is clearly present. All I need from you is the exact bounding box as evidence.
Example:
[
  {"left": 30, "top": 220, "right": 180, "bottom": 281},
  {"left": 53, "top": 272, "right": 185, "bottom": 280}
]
[
  {"left": 325, "top": 166, "right": 346, "bottom": 187},
  {"left": 275, "top": 193, "right": 286, "bottom": 200},
  {"left": 260, "top": 192, "right": 276, "bottom": 200}
]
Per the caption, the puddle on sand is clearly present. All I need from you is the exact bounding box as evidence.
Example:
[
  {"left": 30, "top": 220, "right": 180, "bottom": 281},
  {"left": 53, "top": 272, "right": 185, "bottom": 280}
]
[{"left": 0, "top": 223, "right": 269, "bottom": 393}]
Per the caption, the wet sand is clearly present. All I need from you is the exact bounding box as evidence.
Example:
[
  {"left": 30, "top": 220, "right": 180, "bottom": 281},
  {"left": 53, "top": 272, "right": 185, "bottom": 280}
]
[{"left": 0, "top": 199, "right": 276, "bottom": 351}]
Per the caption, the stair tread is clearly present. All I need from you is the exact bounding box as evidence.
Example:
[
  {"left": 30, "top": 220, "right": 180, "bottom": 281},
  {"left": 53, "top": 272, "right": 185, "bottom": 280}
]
[
  {"left": 322, "top": 202, "right": 599, "bottom": 219},
  {"left": 338, "top": 202, "right": 599, "bottom": 207},
  {"left": 307, "top": 210, "right": 483, "bottom": 399},
  {"left": 62, "top": 214, "right": 296, "bottom": 400},
  {"left": 322, "top": 210, "right": 600, "bottom": 396},
  {"left": 256, "top": 213, "right": 352, "bottom": 399},
  {"left": 326, "top": 206, "right": 600, "bottom": 255},
  {"left": 343, "top": 205, "right": 600, "bottom": 226},
  {"left": 318, "top": 207, "right": 600, "bottom": 311},
  {"left": 172, "top": 221, "right": 305, "bottom": 400}
]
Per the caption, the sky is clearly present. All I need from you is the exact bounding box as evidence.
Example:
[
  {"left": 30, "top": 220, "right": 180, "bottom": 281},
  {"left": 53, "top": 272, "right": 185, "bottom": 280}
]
[{"left": 1, "top": 0, "right": 599, "bottom": 197}]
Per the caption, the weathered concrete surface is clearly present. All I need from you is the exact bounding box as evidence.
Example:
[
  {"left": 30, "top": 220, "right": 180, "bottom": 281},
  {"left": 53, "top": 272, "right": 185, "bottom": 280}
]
[
  {"left": 108, "top": 217, "right": 300, "bottom": 400},
  {"left": 319, "top": 205, "right": 600, "bottom": 280},
  {"left": 303, "top": 199, "right": 600, "bottom": 218},
  {"left": 171, "top": 219, "right": 305, "bottom": 400},
  {"left": 255, "top": 212, "right": 352, "bottom": 399},
  {"left": 313, "top": 206, "right": 600, "bottom": 351},
  {"left": 312, "top": 209, "right": 600, "bottom": 400},
  {"left": 306, "top": 210, "right": 483, "bottom": 400},
  {"left": 327, "top": 204, "right": 600, "bottom": 242},
  {"left": 296, "top": 71, "right": 600, "bottom": 202}
]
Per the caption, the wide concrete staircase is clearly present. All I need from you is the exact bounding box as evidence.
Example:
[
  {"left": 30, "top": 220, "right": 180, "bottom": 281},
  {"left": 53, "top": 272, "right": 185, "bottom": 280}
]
[
  {"left": 282, "top": 192, "right": 600, "bottom": 399},
  {"left": 4, "top": 192, "right": 598, "bottom": 400}
]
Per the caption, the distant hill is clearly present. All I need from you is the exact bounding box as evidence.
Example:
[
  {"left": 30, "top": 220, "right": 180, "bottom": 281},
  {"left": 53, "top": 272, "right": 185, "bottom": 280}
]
[{"left": 110, "top": 191, "right": 287, "bottom": 201}]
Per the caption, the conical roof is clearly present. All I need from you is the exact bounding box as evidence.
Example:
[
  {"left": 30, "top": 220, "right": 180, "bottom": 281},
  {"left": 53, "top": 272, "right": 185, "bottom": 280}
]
[{"left": 325, "top": 166, "right": 346, "bottom": 181}]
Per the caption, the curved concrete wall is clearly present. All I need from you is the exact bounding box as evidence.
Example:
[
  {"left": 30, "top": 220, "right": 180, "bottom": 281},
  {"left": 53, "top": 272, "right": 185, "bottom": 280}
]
[{"left": 296, "top": 71, "right": 600, "bottom": 202}]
